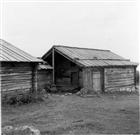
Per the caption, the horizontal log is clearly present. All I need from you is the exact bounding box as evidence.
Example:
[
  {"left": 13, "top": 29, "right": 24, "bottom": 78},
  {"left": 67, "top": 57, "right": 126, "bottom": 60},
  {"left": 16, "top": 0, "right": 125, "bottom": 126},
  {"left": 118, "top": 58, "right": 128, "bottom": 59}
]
[
  {"left": 0, "top": 70, "right": 32, "bottom": 74},
  {"left": 105, "top": 74, "right": 134, "bottom": 79},
  {"left": 1, "top": 77, "right": 32, "bottom": 81},
  {"left": 105, "top": 78, "right": 134, "bottom": 83},
  {"left": 1, "top": 84, "right": 32, "bottom": 90},
  {"left": 0, "top": 72, "right": 32, "bottom": 77},
  {"left": 105, "top": 84, "right": 134, "bottom": 89},
  {"left": 1, "top": 81, "right": 32, "bottom": 86},
  {"left": 104, "top": 70, "right": 134, "bottom": 74},
  {"left": 105, "top": 68, "right": 134, "bottom": 72},
  {"left": 1, "top": 77, "right": 32, "bottom": 82},
  {"left": 1, "top": 86, "right": 31, "bottom": 92},
  {"left": 105, "top": 72, "right": 134, "bottom": 76},
  {"left": 105, "top": 82, "right": 134, "bottom": 86},
  {"left": 105, "top": 82, "right": 134, "bottom": 88}
]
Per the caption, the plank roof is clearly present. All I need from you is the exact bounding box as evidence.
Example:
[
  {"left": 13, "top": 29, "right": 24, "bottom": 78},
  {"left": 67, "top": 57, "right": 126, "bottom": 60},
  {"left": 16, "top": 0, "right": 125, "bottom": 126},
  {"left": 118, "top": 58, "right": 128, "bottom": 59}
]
[
  {"left": 0, "top": 39, "right": 43, "bottom": 62},
  {"left": 42, "top": 45, "right": 138, "bottom": 67}
]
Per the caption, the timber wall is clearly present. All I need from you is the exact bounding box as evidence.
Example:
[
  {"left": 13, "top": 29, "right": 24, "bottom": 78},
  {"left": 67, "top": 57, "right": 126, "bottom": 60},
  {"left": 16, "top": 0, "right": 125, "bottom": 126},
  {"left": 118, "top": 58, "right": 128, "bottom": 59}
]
[
  {"left": 37, "top": 70, "right": 52, "bottom": 90},
  {"left": 1, "top": 62, "right": 34, "bottom": 98},
  {"left": 104, "top": 67, "right": 135, "bottom": 92}
]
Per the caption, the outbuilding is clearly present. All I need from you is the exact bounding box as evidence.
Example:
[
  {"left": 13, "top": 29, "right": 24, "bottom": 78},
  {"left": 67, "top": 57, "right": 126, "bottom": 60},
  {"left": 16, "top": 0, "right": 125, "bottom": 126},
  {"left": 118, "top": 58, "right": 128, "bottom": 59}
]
[
  {"left": 42, "top": 45, "right": 138, "bottom": 92},
  {"left": 0, "top": 39, "right": 43, "bottom": 99}
]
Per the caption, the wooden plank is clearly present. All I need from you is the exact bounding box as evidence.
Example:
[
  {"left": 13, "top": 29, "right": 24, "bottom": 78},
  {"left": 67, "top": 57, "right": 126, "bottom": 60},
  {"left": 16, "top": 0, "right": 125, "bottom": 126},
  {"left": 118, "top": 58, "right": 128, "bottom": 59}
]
[{"left": 93, "top": 69, "right": 101, "bottom": 91}]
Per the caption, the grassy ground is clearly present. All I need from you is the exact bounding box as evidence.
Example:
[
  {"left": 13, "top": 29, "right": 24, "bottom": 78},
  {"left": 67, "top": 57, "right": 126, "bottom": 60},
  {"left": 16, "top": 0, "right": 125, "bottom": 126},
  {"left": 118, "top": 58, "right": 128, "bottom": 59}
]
[{"left": 2, "top": 92, "right": 140, "bottom": 135}]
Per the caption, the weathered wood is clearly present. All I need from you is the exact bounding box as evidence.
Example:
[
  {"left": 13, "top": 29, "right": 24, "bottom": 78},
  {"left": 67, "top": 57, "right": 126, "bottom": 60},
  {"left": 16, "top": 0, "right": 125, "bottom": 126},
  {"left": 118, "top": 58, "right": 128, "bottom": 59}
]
[
  {"left": 104, "top": 67, "right": 135, "bottom": 90},
  {"left": 93, "top": 70, "right": 101, "bottom": 92},
  {"left": 83, "top": 68, "right": 93, "bottom": 90},
  {"left": 1, "top": 62, "right": 33, "bottom": 94}
]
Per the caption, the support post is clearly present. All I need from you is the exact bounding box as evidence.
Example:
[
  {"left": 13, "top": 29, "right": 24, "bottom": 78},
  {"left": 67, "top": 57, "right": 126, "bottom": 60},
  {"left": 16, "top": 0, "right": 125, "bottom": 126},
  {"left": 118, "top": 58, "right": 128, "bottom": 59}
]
[{"left": 52, "top": 48, "right": 55, "bottom": 84}]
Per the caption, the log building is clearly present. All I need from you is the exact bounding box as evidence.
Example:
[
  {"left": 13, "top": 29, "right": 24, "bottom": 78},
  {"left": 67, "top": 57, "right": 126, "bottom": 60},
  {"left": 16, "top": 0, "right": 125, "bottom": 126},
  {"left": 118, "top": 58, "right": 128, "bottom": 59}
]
[
  {"left": 0, "top": 39, "right": 43, "bottom": 99},
  {"left": 42, "top": 45, "right": 138, "bottom": 92}
]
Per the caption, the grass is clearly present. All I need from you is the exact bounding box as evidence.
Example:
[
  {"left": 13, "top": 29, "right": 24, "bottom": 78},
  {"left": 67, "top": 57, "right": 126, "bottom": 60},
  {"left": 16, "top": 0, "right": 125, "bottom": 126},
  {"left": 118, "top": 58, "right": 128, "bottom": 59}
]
[{"left": 2, "top": 91, "right": 140, "bottom": 135}]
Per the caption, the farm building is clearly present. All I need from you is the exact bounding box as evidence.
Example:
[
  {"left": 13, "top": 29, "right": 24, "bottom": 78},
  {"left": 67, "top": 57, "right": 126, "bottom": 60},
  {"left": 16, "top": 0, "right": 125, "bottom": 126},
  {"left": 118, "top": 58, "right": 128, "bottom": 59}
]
[
  {"left": 0, "top": 39, "right": 44, "bottom": 99},
  {"left": 42, "top": 45, "right": 138, "bottom": 92}
]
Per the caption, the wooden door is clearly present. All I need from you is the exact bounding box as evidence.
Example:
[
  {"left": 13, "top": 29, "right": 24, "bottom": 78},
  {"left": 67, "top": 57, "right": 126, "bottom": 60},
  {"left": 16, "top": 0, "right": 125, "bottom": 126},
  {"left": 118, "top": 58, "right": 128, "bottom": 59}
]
[
  {"left": 93, "top": 71, "right": 101, "bottom": 91},
  {"left": 71, "top": 72, "right": 78, "bottom": 84}
]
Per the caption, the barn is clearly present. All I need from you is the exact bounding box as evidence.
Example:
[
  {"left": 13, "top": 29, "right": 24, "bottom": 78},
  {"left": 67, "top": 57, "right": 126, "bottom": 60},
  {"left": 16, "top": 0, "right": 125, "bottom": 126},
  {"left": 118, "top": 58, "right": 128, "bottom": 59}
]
[
  {"left": 0, "top": 39, "right": 43, "bottom": 100},
  {"left": 42, "top": 45, "right": 138, "bottom": 92}
]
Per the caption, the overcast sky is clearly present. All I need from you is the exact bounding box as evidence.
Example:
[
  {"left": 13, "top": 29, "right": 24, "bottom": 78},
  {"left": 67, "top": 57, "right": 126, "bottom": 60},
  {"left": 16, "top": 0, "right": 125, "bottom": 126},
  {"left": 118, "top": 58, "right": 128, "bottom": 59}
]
[{"left": 1, "top": 1, "right": 139, "bottom": 64}]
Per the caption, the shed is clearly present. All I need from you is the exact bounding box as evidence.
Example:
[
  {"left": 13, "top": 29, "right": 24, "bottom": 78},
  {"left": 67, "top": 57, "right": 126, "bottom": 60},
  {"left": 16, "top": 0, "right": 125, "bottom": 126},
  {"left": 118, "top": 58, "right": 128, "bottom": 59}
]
[
  {"left": 0, "top": 39, "right": 43, "bottom": 99},
  {"left": 37, "top": 61, "right": 53, "bottom": 90},
  {"left": 42, "top": 45, "right": 138, "bottom": 92}
]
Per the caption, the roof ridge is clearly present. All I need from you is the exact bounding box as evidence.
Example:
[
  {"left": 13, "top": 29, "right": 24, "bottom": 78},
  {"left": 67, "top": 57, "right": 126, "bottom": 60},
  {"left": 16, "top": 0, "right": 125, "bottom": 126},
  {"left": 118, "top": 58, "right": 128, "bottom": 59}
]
[{"left": 53, "top": 45, "right": 110, "bottom": 52}]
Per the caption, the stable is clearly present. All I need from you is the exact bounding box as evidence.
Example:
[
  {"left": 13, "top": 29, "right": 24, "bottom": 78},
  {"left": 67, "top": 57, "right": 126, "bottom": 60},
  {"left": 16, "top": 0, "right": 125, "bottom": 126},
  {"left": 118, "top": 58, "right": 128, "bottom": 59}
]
[
  {"left": 0, "top": 39, "right": 42, "bottom": 98},
  {"left": 42, "top": 45, "right": 138, "bottom": 92}
]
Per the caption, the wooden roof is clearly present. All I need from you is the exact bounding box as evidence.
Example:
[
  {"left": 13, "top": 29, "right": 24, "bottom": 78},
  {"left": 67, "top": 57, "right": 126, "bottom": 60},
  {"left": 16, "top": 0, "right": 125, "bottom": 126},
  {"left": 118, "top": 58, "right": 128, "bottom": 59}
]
[
  {"left": 42, "top": 45, "right": 138, "bottom": 67},
  {"left": 0, "top": 39, "right": 42, "bottom": 62}
]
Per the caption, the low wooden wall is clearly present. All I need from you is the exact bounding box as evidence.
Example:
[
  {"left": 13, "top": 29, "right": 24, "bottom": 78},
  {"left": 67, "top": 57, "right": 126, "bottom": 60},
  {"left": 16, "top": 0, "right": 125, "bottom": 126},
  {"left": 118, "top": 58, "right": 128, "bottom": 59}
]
[
  {"left": 1, "top": 62, "right": 35, "bottom": 100},
  {"left": 37, "top": 70, "right": 52, "bottom": 90},
  {"left": 104, "top": 67, "right": 135, "bottom": 92}
]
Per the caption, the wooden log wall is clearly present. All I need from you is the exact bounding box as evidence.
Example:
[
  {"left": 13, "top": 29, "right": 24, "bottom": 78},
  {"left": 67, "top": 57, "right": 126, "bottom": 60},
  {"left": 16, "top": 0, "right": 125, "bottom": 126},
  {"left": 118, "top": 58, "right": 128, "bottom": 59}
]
[
  {"left": 104, "top": 67, "right": 135, "bottom": 91},
  {"left": 37, "top": 70, "right": 52, "bottom": 90},
  {"left": 1, "top": 62, "right": 33, "bottom": 95}
]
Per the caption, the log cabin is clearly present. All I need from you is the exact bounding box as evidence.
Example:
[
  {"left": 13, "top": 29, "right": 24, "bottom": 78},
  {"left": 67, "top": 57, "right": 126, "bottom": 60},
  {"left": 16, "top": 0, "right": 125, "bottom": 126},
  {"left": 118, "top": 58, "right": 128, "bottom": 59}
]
[
  {"left": 0, "top": 39, "right": 43, "bottom": 100},
  {"left": 42, "top": 45, "right": 138, "bottom": 92}
]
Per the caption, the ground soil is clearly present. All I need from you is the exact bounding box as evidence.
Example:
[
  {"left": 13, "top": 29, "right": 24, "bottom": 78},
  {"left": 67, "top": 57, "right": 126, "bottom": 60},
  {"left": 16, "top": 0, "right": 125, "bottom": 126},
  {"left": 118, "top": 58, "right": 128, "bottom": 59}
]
[{"left": 2, "top": 92, "right": 140, "bottom": 135}]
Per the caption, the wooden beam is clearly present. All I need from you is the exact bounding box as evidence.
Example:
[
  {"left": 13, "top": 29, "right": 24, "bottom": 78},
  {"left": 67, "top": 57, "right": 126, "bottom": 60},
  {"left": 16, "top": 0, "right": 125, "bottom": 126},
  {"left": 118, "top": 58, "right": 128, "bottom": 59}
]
[{"left": 52, "top": 48, "right": 55, "bottom": 84}]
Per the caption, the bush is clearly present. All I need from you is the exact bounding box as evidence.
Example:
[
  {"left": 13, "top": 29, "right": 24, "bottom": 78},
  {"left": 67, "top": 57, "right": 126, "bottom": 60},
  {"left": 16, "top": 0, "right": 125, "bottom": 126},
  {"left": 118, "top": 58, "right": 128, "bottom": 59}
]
[{"left": 3, "top": 89, "right": 44, "bottom": 105}]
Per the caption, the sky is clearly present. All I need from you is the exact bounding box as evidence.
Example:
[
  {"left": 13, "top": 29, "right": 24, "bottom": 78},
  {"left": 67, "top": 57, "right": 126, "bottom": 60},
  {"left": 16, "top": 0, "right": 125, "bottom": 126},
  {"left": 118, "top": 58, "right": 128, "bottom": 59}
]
[{"left": 1, "top": 1, "right": 139, "bottom": 65}]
